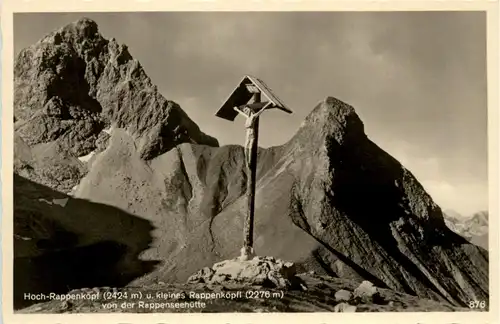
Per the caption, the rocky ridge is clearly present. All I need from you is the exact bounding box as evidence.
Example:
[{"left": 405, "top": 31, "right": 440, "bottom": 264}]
[{"left": 14, "top": 17, "right": 217, "bottom": 192}]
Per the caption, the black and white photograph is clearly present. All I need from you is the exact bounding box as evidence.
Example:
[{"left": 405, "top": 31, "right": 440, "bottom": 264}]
[{"left": 3, "top": 7, "right": 497, "bottom": 319}]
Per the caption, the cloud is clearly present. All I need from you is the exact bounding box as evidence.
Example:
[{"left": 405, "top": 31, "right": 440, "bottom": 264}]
[
  {"left": 421, "top": 180, "right": 488, "bottom": 216},
  {"left": 383, "top": 138, "right": 488, "bottom": 215}
]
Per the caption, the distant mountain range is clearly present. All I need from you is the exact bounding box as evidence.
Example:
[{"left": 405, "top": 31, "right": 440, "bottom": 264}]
[{"left": 443, "top": 210, "right": 488, "bottom": 249}]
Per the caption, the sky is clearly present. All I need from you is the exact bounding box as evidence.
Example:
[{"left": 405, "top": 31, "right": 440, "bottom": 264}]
[{"left": 13, "top": 11, "right": 488, "bottom": 216}]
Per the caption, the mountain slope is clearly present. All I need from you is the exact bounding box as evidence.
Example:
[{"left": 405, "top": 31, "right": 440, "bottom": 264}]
[
  {"left": 73, "top": 97, "right": 488, "bottom": 307},
  {"left": 13, "top": 173, "right": 159, "bottom": 309}
]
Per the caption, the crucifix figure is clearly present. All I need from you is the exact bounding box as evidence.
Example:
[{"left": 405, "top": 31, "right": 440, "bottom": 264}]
[
  {"left": 214, "top": 76, "right": 293, "bottom": 262},
  {"left": 234, "top": 103, "right": 269, "bottom": 171}
]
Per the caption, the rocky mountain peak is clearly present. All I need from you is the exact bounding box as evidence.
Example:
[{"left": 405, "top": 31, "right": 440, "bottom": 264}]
[
  {"left": 62, "top": 17, "right": 99, "bottom": 39},
  {"left": 14, "top": 18, "right": 218, "bottom": 192},
  {"left": 304, "top": 97, "right": 365, "bottom": 134},
  {"left": 288, "top": 97, "right": 367, "bottom": 160}
]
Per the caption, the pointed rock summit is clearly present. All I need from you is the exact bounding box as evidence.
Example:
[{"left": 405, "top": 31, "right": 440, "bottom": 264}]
[
  {"left": 294, "top": 96, "right": 365, "bottom": 143},
  {"left": 14, "top": 18, "right": 218, "bottom": 192}
]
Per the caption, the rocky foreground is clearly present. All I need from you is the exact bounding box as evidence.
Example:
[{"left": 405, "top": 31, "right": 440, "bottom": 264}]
[{"left": 17, "top": 257, "right": 475, "bottom": 313}]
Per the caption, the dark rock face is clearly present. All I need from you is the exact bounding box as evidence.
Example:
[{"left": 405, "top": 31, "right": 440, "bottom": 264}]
[
  {"left": 14, "top": 133, "right": 88, "bottom": 193},
  {"left": 282, "top": 98, "right": 487, "bottom": 306},
  {"left": 281, "top": 98, "right": 489, "bottom": 305},
  {"left": 14, "top": 18, "right": 218, "bottom": 191}
]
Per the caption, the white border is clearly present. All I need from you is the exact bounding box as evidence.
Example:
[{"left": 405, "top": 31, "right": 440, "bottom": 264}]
[{"left": 2, "top": 1, "right": 499, "bottom": 324}]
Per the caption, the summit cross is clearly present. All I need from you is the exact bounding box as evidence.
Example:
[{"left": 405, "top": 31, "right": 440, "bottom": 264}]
[{"left": 215, "top": 75, "right": 292, "bottom": 260}]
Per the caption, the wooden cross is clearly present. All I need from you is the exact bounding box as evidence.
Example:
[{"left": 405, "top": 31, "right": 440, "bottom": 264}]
[{"left": 215, "top": 75, "right": 292, "bottom": 261}]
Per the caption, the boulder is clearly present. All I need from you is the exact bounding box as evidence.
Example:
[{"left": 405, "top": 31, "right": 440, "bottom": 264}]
[
  {"left": 353, "top": 280, "right": 377, "bottom": 298},
  {"left": 351, "top": 280, "right": 390, "bottom": 305},
  {"left": 333, "top": 302, "right": 357, "bottom": 312},
  {"left": 187, "top": 256, "right": 300, "bottom": 289},
  {"left": 334, "top": 289, "right": 353, "bottom": 302}
]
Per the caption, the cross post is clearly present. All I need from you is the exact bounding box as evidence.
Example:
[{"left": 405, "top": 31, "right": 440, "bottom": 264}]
[{"left": 241, "top": 91, "right": 260, "bottom": 260}]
